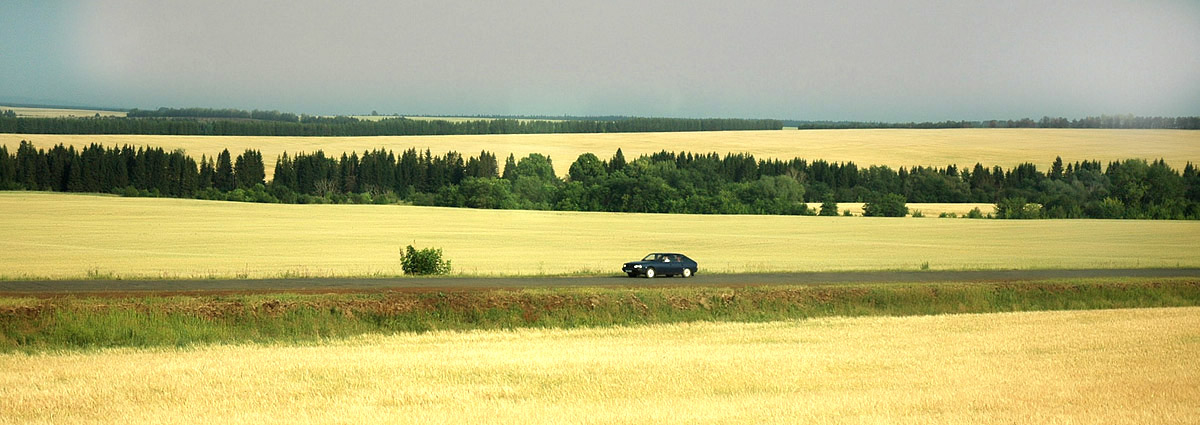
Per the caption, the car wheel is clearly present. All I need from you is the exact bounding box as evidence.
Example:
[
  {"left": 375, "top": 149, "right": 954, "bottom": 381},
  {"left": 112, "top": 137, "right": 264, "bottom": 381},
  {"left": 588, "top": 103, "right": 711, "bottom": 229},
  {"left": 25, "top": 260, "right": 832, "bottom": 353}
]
[
  {"left": 682, "top": 268, "right": 692, "bottom": 278},
  {"left": 645, "top": 267, "right": 656, "bottom": 278}
]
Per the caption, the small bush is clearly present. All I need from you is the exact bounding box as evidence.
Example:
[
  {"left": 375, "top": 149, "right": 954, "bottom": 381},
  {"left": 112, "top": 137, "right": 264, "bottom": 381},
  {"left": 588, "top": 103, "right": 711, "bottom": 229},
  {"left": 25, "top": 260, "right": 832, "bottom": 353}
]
[
  {"left": 911, "top": 209, "right": 924, "bottom": 218},
  {"left": 863, "top": 194, "right": 908, "bottom": 217},
  {"left": 995, "top": 197, "right": 1043, "bottom": 219},
  {"left": 842, "top": 209, "right": 852, "bottom": 216},
  {"left": 939, "top": 212, "right": 957, "bottom": 218},
  {"left": 819, "top": 198, "right": 839, "bottom": 216},
  {"left": 399, "top": 245, "right": 452, "bottom": 275},
  {"left": 966, "top": 207, "right": 984, "bottom": 219}
]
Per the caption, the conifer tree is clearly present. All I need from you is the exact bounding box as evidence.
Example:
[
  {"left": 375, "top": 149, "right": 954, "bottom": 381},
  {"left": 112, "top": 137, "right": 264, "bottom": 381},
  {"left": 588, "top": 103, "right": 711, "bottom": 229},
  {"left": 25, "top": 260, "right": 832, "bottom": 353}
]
[
  {"left": 501, "top": 154, "right": 517, "bottom": 181},
  {"left": 215, "top": 149, "right": 234, "bottom": 191}
]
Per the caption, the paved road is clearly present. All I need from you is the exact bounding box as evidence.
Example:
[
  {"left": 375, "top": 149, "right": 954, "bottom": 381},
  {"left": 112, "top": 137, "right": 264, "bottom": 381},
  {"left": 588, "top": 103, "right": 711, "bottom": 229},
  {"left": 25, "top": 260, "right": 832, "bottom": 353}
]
[{"left": 1, "top": 268, "right": 1197, "bottom": 296}]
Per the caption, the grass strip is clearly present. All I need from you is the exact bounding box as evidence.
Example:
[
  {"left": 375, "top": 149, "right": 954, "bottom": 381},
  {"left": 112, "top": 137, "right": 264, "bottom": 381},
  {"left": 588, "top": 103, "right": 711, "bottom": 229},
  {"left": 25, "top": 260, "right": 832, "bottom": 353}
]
[{"left": 1, "top": 277, "right": 1197, "bottom": 353}]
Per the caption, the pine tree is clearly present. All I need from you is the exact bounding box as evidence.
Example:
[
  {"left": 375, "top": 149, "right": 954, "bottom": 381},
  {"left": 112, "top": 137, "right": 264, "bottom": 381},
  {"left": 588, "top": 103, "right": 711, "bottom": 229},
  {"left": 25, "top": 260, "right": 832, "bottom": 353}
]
[
  {"left": 66, "top": 155, "right": 84, "bottom": 192},
  {"left": 609, "top": 148, "right": 626, "bottom": 172},
  {"left": 234, "top": 149, "right": 265, "bottom": 189},
  {"left": 215, "top": 149, "right": 234, "bottom": 191},
  {"left": 501, "top": 153, "right": 517, "bottom": 180}
]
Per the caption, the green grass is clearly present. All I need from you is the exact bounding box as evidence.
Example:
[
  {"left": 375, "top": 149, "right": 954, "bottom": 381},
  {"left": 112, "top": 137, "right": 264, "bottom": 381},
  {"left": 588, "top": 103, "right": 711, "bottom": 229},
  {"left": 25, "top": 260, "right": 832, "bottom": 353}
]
[{"left": 2, "top": 277, "right": 1197, "bottom": 353}]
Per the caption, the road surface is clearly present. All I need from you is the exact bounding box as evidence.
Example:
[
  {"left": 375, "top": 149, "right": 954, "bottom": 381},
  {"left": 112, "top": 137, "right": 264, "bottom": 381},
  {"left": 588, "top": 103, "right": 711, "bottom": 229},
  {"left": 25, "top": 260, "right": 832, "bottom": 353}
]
[{"left": 1, "top": 268, "right": 1197, "bottom": 296}]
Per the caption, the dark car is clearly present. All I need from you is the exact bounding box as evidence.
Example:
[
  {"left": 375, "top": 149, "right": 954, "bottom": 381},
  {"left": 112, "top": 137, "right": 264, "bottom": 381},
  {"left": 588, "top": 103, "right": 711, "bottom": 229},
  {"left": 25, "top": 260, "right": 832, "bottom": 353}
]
[{"left": 622, "top": 253, "right": 698, "bottom": 278}]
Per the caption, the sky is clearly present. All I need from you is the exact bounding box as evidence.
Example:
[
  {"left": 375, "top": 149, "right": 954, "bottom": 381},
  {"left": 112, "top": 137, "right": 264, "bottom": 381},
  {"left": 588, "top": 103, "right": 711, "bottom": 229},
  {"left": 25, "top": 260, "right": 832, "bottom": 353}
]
[{"left": 2, "top": 0, "right": 1199, "bottom": 121}]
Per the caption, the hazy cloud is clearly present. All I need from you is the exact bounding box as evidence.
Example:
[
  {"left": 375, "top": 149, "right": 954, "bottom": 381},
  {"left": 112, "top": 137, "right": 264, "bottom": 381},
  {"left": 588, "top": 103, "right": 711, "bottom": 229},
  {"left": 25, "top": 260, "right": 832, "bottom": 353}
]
[{"left": 2, "top": 0, "right": 1198, "bottom": 120}]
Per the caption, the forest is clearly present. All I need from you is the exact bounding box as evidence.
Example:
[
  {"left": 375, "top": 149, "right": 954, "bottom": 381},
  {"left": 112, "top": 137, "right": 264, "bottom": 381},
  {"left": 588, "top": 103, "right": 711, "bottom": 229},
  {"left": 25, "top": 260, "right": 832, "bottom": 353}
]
[
  {"left": 785, "top": 115, "right": 1200, "bottom": 129},
  {"left": 0, "top": 109, "right": 782, "bottom": 136},
  {"left": 2, "top": 141, "right": 1198, "bottom": 219}
]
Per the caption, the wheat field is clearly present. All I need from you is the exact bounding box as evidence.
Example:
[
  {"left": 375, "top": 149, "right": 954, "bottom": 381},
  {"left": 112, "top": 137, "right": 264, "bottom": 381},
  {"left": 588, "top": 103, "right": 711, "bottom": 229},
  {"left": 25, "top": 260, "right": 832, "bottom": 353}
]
[
  {"left": 3, "top": 128, "right": 1197, "bottom": 178},
  {"left": 1, "top": 307, "right": 1195, "bottom": 424},
  {"left": 0, "top": 106, "right": 126, "bottom": 118},
  {"left": 1, "top": 192, "right": 1196, "bottom": 279}
]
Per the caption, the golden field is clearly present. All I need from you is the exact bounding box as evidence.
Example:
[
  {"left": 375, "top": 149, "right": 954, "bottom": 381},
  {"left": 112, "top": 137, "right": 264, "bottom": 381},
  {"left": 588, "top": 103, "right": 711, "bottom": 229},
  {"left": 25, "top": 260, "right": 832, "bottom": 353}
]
[
  {"left": 3, "top": 128, "right": 1197, "bottom": 179},
  {"left": 1, "top": 192, "right": 1196, "bottom": 279},
  {"left": 805, "top": 202, "right": 995, "bottom": 217},
  {"left": 1, "top": 307, "right": 1196, "bottom": 424},
  {"left": 0, "top": 105, "right": 125, "bottom": 118}
]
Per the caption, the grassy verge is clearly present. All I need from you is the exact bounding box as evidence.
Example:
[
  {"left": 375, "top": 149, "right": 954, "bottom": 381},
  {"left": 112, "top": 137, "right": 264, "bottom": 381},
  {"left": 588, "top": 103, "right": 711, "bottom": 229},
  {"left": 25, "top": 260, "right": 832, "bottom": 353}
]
[{"left": 2, "top": 277, "right": 1198, "bottom": 353}]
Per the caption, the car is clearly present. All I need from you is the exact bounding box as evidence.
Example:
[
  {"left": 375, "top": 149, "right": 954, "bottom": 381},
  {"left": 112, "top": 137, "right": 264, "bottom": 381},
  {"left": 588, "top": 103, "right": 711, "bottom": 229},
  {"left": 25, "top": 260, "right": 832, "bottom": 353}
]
[{"left": 622, "top": 253, "right": 698, "bottom": 278}]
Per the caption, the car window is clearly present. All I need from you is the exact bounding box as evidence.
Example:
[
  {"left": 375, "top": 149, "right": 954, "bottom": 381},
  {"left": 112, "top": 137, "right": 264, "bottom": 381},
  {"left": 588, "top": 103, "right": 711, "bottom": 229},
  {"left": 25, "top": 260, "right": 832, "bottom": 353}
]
[{"left": 643, "top": 254, "right": 657, "bottom": 261}]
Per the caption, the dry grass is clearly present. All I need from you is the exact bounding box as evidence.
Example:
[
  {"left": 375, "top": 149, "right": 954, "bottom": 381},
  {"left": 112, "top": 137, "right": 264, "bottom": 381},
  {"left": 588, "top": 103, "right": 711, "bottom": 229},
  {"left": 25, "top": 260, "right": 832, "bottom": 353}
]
[
  {"left": 0, "top": 106, "right": 126, "bottom": 118},
  {"left": 1, "top": 192, "right": 1196, "bottom": 279},
  {"left": 1, "top": 307, "right": 1196, "bottom": 424},
  {"left": 3, "top": 128, "right": 1196, "bottom": 178}
]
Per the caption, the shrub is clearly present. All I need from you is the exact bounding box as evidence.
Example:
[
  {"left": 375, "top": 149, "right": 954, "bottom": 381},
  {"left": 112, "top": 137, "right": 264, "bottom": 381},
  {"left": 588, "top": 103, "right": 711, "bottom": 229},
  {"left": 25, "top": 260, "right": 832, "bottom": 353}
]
[
  {"left": 966, "top": 207, "right": 984, "bottom": 219},
  {"left": 399, "top": 245, "right": 452, "bottom": 275},
  {"left": 842, "top": 209, "right": 852, "bottom": 216},
  {"left": 911, "top": 209, "right": 924, "bottom": 218},
  {"left": 938, "top": 212, "right": 957, "bottom": 218},
  {"left": 819, "top": 198, "right": 839, "bottom": 216},
  {"left": 995, "top": 197, "right": 1043, "bottom": 219},
  {"left": 863, "top": 194, "right": 908, "bottom": 217}
]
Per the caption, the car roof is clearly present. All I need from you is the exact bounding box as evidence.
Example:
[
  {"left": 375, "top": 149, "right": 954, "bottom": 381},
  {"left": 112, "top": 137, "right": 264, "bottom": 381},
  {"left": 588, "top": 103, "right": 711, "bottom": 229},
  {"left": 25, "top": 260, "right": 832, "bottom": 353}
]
[{"left": 650, "top": 252, "right": 687, "bottom": 256}]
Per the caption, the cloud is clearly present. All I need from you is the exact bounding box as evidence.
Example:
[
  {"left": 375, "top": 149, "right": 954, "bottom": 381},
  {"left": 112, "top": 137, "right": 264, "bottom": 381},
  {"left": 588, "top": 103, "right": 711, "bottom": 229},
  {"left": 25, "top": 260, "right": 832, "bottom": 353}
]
[{"left": 7, "top": 0, "right": 1191, "bottom": 119}]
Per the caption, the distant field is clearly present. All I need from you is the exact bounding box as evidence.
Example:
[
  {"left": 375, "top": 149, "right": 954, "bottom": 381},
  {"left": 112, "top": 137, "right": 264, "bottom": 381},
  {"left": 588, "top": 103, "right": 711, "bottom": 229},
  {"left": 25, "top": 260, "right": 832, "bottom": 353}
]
[
  {"left": 2, "top": 192, "right": 1195, "bottom": 279},
  {"left": 3, "top": 128, "right": 1196, "bottom": 179},
  {"left": 400, "top": 116, "right": 565, "bottom": 123},
  {"left": 805, "top": 202, "right": 995, "bottom": 216},
  {"left": 0, "top": 105, "right": 126, "bottom": 118},
  {"left": 2, "top": 307, "right": 1196, "bottom": 424}
]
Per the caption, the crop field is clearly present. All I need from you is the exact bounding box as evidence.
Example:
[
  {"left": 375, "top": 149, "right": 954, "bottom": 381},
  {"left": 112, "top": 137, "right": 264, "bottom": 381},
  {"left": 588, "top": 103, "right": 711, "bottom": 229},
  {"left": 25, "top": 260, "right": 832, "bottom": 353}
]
[
  {"left": 2, "top": 192, "right": 1197, "bottom": 280},
  {"left": 3, "top": 128, "right": 1197, "bottom": 178},
  {"left": 1, "top": 307, "right": 1195, "bottom": 424},
  {"left": 804, "top": 202, "right": 995, "bottom": 217},
  {"left": 0, "top": 105, "right": 126, "bottom": 118}
]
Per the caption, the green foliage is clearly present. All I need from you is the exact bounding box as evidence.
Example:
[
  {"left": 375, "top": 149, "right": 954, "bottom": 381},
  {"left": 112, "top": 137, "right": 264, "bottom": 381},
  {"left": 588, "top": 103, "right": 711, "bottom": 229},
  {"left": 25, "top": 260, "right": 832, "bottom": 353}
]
[
  {"left": 214, "top": 149, "right": 235, "bottom": 191},
  {"left": 996, "top": 197, "right": 1043, "bottom": 219},
  {"left": 863, "top": 193, "right": 908, "bottom": 217},
  {"left": 399, "top": 245, "right": 452, "bottom": 275},
  {"left": 568, "top": 153, "right": 607, "bottom": 183},
  {"left": 233, "top": 149, "right": 266, "bottom": 189},
  {"left": 3, "top": 278, "right": 1197, "bottom": 352},
  {"left": 967, "top": 207, "right": 984, "bottom": 219},
  {"left": 911, "top": 210, "right": 924, "bottom": 218},
  {"left": 819, "top": 198, "right": 839, "bottom": 216},
  {"left": 1, "top": 143, "right": 1197, "bottom": 220},
  {"left": 1, "top": 113, "right": 784, "bottom": 137}
]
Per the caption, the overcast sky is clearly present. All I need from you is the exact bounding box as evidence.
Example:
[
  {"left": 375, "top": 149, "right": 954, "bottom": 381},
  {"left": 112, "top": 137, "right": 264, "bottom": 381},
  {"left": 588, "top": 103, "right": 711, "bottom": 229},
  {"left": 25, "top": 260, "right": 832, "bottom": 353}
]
[{"left": 3, "top": 0, "right": 1199, "bottom": 121}]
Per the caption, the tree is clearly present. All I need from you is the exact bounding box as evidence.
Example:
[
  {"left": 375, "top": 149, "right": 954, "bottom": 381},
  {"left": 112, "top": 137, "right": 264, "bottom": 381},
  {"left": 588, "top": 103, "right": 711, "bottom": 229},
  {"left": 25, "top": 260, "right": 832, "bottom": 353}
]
[
  {"left": 608, "top": 148, "right": 626, "bottom": 172},
  {"left": 458, "top": 177, "right": 515, "bottom": 209},
  {"left": 513, "top": 153, "right": 557, "bottom": 183},
  {"left": 862, "top": 193, "right": 908, "bottom": 217},
  {"left": 399, "top": 245, "right": 451, "bottom": 275},
  {"left": 501, "top": 154, "right": 517, "bottom": 180},
  {"left": 234, "top": 149, "right": 265, "bottom": 189},
  {"left": 568, "top": 153, "right": 607, "bottom": 183},
  {"left": 819, "top": 196, "right": 839, "bottom": 216},
  {"left": 995, "top": 197, "right": 1042, "bottom": 219},
  {"left": 214, "top": 149, "right": 234, "bottom": 191}
]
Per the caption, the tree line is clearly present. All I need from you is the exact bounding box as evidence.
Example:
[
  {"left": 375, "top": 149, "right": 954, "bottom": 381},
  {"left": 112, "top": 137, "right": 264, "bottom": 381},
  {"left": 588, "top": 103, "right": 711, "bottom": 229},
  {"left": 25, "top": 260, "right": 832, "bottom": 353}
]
[
  {"left": 786, "top": 115, "right": 1200, "bottom": 129},
  {"left": 0, "top": 112, "right": 783, "bottom": 136},
  {"left": 127, "top": 107, "right": 302, "bottom": 123},
  {"left": 2, "top": 141, "right": 1197, "bottom": 219}
]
